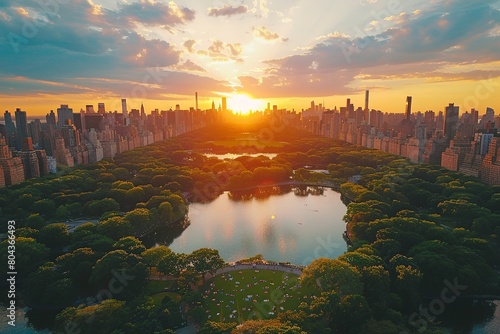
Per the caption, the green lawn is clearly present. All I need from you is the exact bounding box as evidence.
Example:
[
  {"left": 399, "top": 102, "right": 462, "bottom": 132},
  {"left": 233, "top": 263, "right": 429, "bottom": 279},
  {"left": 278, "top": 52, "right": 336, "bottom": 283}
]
[
  {"left": 145, "top": 280, "right": 180, "bottom": 305},
  {"left": 150, "top": 291, "right": 181, "bottom": 305},
  {"left": 200, "top": 269, "right": 319, "bottom": 323},
  {"left": 145, "top": 280, "right": 175, "bottom": 294}
]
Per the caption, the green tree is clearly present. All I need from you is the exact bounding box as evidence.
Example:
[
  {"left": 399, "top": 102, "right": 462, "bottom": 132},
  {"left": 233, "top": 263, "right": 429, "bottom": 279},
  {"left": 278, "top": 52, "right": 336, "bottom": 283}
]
[
  {"left": 395, "top": 265, "right": 423, "bottom": 310},
  {"left": 54, "top": 300, "right": 127, "bottom": 333},
  {"left": 89, "top": 250, "right": 148, "bottom": 299},
  {"left": 37, "top": 223, "right": 70, "bottom": 250},
  {"left": 186, "top": 248, "right": 225, "bottom": 280},
  {"left": 86, "top": 198, "right": 120, "bottom": 217},
  {"left": 158, "top": 252, "right": 185, "bottom": 277},
  {"left": 199, "top": 321, "right": 237, "bottom": 334},
  {"left": 124, "top": 186, "right": 148, "bottom": 209},
  {"left": 113, "top": 236, "right": 146, "bottom": 255},
  {"left": 167, "top": 194, "right": 187, "bottom": 218},
  {"left": 361, "top": 265, "right": 391, "bottom": 305},
  {"left": 142, "top": 246, "right": 173, "bottom": 270},
  {"left": 55, "top": 205, "right": 70, "bottom": 220},
  {"left": 72, "top": 234, "right": 115, "bottom": 254},
  {"left": 32, "top": 198, "right": 56, "bottom": 218},
  {"left": 158, "top": 201, "right": 174, "bottom": 223},
  {"left": 25, "top": 214, "right": 46, "bottom": 230},
  {"left": 71, "top": 222, "right": 97, "bottom": 243},
  {"left": 301, "top": 258, "right": 363, "bottom": 296},
  {"left": 237, "top": 321, "right": 306, "bottom": 334},
  {"left": 124, "top": 208, "right": 151, "bottom": 235},
  {"left": 97, "top": 216, "right": 132, "bottom": 240},
  {"left": 438, "top": 199, "right": 490, "bottom": 228},
  {"left": 1, "top": 237, "right": 49, "bottom": 277},
  {"left": 56, "top": 247, "right": 97, "bottom": 288},
  {"left": 112, "top": 167, "right": 131, "bottom": 180},
  {"left": 331, "top": 294, "right": 372, "bottom": 334}
]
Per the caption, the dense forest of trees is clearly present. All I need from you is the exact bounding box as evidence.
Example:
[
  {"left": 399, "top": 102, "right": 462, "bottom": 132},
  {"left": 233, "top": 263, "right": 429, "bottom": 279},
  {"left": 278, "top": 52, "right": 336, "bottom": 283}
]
[{"left": 1, "top": 120, "right": 499, "bottom": 333}]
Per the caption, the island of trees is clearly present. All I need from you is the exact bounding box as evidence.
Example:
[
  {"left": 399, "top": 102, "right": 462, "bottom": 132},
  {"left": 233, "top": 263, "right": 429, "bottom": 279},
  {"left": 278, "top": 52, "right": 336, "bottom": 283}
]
[{"left": 1, "top": 119, "right": 499, "bottom": 334}]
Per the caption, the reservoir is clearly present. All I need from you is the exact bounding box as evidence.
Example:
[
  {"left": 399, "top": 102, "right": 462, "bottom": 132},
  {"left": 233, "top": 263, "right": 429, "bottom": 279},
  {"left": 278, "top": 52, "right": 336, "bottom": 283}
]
[{"left": 168, "top": 185, "right": 348, "bottom": 265}]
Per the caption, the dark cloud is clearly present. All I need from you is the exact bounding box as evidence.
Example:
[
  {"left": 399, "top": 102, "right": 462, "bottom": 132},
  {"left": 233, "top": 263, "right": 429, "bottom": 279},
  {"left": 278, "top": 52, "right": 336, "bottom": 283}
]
[
  {"left": 208, "top": 4, "right": 247, "bottom": 17},
  {"left": 0, "top": 1, "right": 230, "bottom": 99}
]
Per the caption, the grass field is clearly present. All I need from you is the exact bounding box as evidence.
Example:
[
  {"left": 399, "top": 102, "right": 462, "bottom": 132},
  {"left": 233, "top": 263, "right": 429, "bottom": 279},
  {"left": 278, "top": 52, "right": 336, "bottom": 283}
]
[
  {"left": 201, "top": 269, "right": 319, "bottom": 323},
  {"left": 145, "top": 280, "right": 181, "bottom": 305}
]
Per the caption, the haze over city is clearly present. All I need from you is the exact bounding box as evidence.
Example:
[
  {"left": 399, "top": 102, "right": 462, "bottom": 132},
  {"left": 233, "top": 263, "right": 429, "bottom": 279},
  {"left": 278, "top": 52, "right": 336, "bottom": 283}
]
[{"left": 1, "top": 0, "right": 499, "bottom": 115}]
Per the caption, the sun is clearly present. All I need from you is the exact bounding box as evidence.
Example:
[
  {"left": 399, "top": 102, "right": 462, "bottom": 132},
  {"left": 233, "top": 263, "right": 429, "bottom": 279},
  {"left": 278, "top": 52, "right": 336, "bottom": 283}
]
[{"left": 227, "top": 94, "right": 266, "bottom": 115}]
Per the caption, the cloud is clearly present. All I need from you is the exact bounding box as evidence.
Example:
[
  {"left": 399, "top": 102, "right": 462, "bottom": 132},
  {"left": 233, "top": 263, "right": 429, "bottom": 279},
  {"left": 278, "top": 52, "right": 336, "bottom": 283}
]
[
  {"left": 16, "top": 7, "right": 29, "bottom": 17},
  {"left": 226, "top": 43, "right": 242, "bottom": 57},
  {"left": 184, "top": 39, "right": 196, "bottom": 53},
  {"left": 115, "top": 0, "right": 195, "bottom": 28},
  {"left": 0, "top": 0, "right": 232, "bottom": 100},
  {"left": 198, "top": 40, "right": 243, "bottom": 62},
  {"left": 174, "top": 59, "right": 207, "bottom": 72},
  {"left": 208, "top": 40, "right": 225, "bottom": 55},
  {"left": 238, "top": 0, "right": 500, "bottom": 98},
  {"left": 253, "top": 26, "right": 280, "bottom": 41},
  {"left": 251, "top": 0, "right": 269, "bottom": 18},
  {"left": 208, "top": 4, "right": 247, "bottom": 17}
]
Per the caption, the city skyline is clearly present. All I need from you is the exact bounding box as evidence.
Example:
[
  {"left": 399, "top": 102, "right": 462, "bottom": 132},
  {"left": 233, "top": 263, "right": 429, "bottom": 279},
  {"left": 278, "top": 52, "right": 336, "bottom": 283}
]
[{"left": 1, "top": 0, "right": 499, "bottom": 115}]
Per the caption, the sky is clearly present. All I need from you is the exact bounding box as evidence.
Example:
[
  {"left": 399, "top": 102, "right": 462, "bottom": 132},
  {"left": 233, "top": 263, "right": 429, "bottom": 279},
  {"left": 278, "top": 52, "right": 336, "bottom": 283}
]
[{"left": 0, "top": 0, "right": 499, "bottom": 116}]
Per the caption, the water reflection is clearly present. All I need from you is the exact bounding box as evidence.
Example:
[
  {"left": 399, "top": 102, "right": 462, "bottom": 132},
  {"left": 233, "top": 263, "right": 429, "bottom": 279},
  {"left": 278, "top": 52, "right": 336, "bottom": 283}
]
[
  {"left": 228, "top": 185, "right": 293, "bottom": 201},
  {"left": 294, "top": 185, "right": 324, "bottom": 196},
  {"left": 441, "top": 300, "right": 500, "bottom": 334},
  {"left": 226, "top": 185, "right": 327, "bottom": 201}
]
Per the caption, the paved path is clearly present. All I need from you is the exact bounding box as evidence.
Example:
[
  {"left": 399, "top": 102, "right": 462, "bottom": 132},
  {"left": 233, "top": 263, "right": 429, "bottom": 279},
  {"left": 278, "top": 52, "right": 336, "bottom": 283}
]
[
  {"left": 214, "top": 263, "right": 304, "bottom": 277},
  {"left": 175, "top": 324, "right": 196, "bottom": 334}
]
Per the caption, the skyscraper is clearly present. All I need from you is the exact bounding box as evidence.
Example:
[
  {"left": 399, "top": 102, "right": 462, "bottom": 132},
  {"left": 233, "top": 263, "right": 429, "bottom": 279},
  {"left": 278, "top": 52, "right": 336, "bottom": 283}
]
[
  {"left": 365, "top": 90, "right": 370, "bottom": 125},
  {"left": 57, "top": 104, "right": 74, "bottom": 128},
  {"left": 46, "top": 110, "right": 56, "bottom": 126},
  {"left": 222, "top": 97, "right": 227, "bottom": 112},
  {"left": 121, "top": 99, "right": 128, "bottom": 117},
  {"left": 470, "top": 108, "right": 479, "bottom": 126},
  {"left": 4, "top": 111, "right": 16, "bottom": 148},
  {"left": 0, "top": 137, "right": 25, "bottom": 185},
  {"left": 195, "top": 92, "right": 199, "bottom": 111},
  {"left": 15, "top": 108, "right": 28, "bottom": 150},
  {"left": 98, "top": 103, "right": 106, "bottom": 114},
  {"left": 122, "top": 99, "right": 129, "bottom": 125},
  {"left": 444, "top": 103, "right": 459, "bottom": 140},
  {"left": 405, "top": 96, "right": 412, "bottom": 120}
]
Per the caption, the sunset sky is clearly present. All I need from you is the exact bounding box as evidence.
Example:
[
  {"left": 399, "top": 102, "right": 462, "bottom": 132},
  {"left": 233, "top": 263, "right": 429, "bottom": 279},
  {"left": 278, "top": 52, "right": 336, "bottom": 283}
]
[{"left": 0, "top": 0, "right": 499, "bottom": 116}]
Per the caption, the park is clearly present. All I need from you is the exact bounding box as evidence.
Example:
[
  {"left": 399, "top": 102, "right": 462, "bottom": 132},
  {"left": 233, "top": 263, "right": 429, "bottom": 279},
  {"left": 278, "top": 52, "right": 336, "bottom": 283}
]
[{"left": 200, "top": 264, "right": 319, "bottom": 323}]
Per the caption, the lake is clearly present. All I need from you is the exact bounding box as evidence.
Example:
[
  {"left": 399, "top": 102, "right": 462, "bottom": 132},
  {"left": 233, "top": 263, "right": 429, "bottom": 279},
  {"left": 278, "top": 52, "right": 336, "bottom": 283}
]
[{"left": 148, "top": 185, "right": 348, "bottom": 265}]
